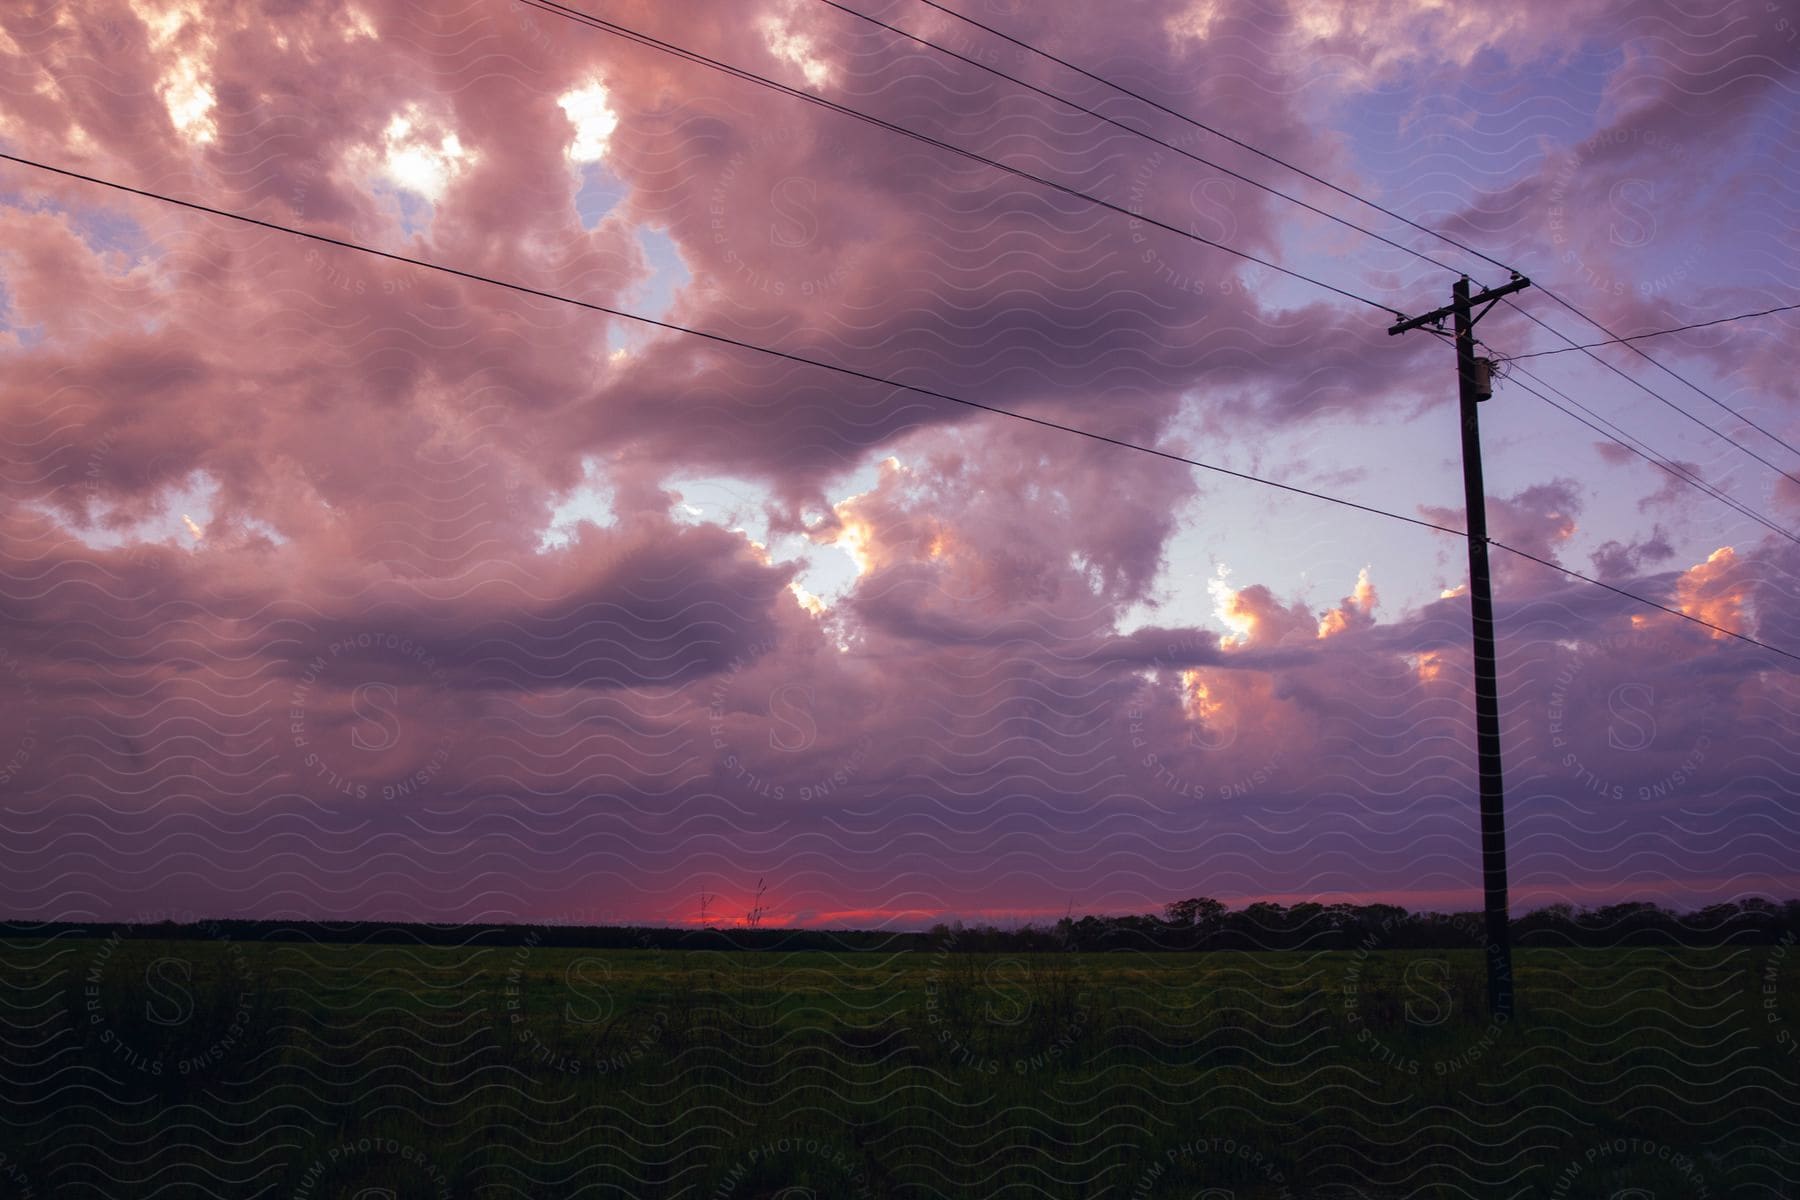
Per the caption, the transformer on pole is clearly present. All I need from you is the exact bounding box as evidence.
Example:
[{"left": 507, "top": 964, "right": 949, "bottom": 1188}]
[{"left": 1389, "top": 272, "right": 1532, "bottom": 1020}]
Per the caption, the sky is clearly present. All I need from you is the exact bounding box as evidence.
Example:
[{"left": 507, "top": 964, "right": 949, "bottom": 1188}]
[{"left": 0, "top": 0, "right": 1797, "bottom": 928}]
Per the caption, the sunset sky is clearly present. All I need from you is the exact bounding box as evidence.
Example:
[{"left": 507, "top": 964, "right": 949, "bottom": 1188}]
[{"left": 2, "top": 0, "right": 1797, "bottom": 927}]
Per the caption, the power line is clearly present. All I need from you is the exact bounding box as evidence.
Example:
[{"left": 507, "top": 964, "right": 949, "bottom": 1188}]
[
  {"left": 1507, "top": 365, "right": 1798, "bottom": 546},
  {"left": 1488, "top": 536, "right": 1793, "bottom": 666},
  {"left": 1502, "top": 300, "right": 1800, "bottom": 360},
  {"left": 908, "top": 0, "right": 1518, "bottom": 280},
  {"left": 513, "top": 0, "right": 1400, "bottom": 316},
  {"left": 1495, "top": 360, "right": 1800, "bottom": 548},
  {"left": 811, "top": 0, "right": 1471, "bottom": 278},
  {"left": 1476, "top": 334, "right": 1794, "bottom": 538},
  {"left": 914, "top": 0, "right": 1800, "bottom": 487},
  {"left": 536, "top": 0, "right": 1800, "bottom": 579},
  {"left": 522, "top": 0, "right": 1799, "bottom": 666},
  {"left": 1515, "top": 288, "right": 1800, "bottom": 463},
  {"left": 1386, "top": 273, "right": 1526, "bottom": 1018},
  {"left": 1502, "top": 298, "right": 1800, "bottom": 492},
  {"left": 530, "top": 0, "right": 1800, "bottom": 506},
  {"left": 0, "top": 151, "right": 1450, "bottom": 536},
  {"left": 4, "top": 150, "right": 1788, "bottom": 663},
  {"left": 535, "top": 0, "right": 1800, "bottom": 523}
]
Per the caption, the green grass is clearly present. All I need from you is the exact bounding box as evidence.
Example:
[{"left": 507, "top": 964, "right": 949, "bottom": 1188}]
[{"left": 2, "top": 937, "right": 1796, "bottom": 1198}]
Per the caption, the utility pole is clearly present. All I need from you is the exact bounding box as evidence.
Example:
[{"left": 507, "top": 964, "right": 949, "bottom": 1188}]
[{"left": 1389, "top": 272, "right": 1531, "bottom": 1021}]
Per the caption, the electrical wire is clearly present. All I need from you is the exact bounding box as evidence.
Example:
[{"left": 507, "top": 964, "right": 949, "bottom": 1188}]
[
  {"left": 5, "top": 149, "right": 1789, "bottom": 663},
  {"left": 1489, "top": 536, "right": 1789, "bottom": 665},
  {"left": 1503, "top": 297, "right": 1800, "bottom": 488},
  {"left": 911, "top": 0, "right": 1800, "bottom": 487},
  {"left": 1518, "top": 288, "right": 1800, "bottom": 462},
  {"left": 512, "top": 0, "right": 1401, "bottom": 317},
  {"left": 908, "top": 0, "right": 1519, "bottom": 279},
  {"left": 0, "top": 151, "right": 1449, "bottom": 536},
  {"left": 1502, "top": 300, "right": 1800, "bottom": 360},
  {"left": 1498, "top": 361, "right": 1799, "bottom": 548},
  {"left": 811, "top": 0, "right": 1472, "bottom": 278}
]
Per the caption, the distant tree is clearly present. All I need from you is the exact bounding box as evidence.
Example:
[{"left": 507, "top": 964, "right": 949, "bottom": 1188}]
[
  {"left": 744, "top": 879, "right": 768, "bottom": 929},
  {"left": 1163, "top": 898, "right": 1225, "bottom": 928}
]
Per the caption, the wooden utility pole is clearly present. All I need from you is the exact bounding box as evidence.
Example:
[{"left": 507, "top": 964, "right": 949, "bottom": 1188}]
[{"left": 1389, "top": 272, "right": 1531, "bottom": 1021}]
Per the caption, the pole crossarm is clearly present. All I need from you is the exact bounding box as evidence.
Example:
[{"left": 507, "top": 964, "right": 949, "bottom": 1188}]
[
  {"left": 1389, "top": 274, "right": 1531, "bottom": 336},
  {"left": 1386, "top": 271, "right": 1532, "bottom": 1022}
]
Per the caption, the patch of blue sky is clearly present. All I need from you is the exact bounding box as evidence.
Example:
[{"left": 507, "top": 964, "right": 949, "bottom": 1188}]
[
  {"left": 0, "top": 187, "right": 154, "bottom": 267},
  {"left": 570, "top": 162, "right": 689, "bottom": 348},
  {"left": 539, "top": 457, "right": 618, "bottom": 551},
  {"left": 369, "top": 180, "right": 434, "bottom": 237},
  {"left": 1307, "top": 45, "right": 1617, "bottom": 294},
  {"left": 606, "top": 226, "right": 691, "bottom": 357},
  {"left": 1491, "top": 356, "right": 1788, "bottom": 575},
  {"left": 43, "top": 470, "right": 220, "bottom": 551},
  {"left": 70, "top": 203, "right": 156, "bottom": 264},
  {"left": 1338, "top": 43, "right": 1616, "bottom": 174},
  {"left": 238, "top": 516, "right": 287, "bottom": 544},
  {"left": 667, "top": 470, "right": 862, "bottom": 603},
  {"left": 631, "top": 227, "right": 689, "bottom": 317},
  {"left": 669, "top": 475, "right": 769, "bottom": 533},
  {"left": 575, "top": 161, "right": 626, "bottom": 230},
  {"left": 1115, "top": 399, "right": 1464, "bottom": 637},
  {"left": 0, "top": 280, "right": 44, "bottom": 349}
]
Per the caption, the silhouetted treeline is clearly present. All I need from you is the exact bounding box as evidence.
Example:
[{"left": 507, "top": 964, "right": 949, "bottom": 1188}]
[
  {"left": 1038, "top": 896, "right": 1800, "bottom": 952},
  {"left": 4, "top": 897, "right": 1798, "bottom": 952}
]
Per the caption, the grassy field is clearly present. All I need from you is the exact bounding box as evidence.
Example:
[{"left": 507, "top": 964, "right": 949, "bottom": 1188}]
[{"left": 2, "top": 935, "right": 1797, "bottom": 1198}]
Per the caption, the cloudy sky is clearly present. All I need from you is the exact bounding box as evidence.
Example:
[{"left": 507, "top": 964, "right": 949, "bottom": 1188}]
[{"left": 1, "top": 0, "right": 1796, "bottom": 926}]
